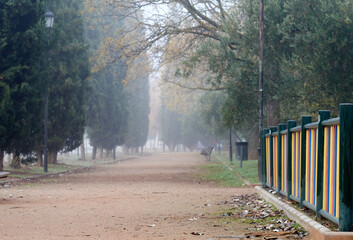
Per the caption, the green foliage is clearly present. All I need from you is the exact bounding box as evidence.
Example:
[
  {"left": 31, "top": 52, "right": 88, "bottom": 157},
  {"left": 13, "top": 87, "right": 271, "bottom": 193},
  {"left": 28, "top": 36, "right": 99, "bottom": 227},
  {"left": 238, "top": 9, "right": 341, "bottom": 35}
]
[
  {"left": 0, "top": 0, "right": 45, "bottom": 155},
  {"left": 46, "top": 0, "right": 90, "bottom": 153},
  {"left": 85, "top": 8, "right": 129, "bottom": 151},
  {"left": 124, "top": 73, "right": 150, "bottom": 150},
  {"left": 198, "top": 92, "right": 226, "bottom": 137},
  {"left": 179, "top": 0, "right": 353, "bottom": 132},
  {"left": 280, "top": 0, "right": 353, "bottom": 116},
  {"left": 86, "top": 68, "right": 128, "bottom": 150},
  {"left": 160, "top": 100, "right": 182, "bottom": 151}
]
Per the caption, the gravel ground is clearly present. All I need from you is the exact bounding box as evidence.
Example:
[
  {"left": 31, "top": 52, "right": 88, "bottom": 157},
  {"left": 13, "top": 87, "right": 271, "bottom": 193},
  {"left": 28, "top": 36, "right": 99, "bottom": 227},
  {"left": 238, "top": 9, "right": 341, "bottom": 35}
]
[{"left": 0, "top": 152, "right": 259, "bottom": 240}]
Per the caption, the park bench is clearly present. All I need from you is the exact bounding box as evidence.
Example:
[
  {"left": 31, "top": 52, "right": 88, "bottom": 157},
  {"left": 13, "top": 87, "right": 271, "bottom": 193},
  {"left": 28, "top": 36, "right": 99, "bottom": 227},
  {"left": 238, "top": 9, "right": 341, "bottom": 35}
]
[
  {"left": 0, "top": 172, "right": 9, "bottom": 179},
  {"left": 200, "top": 145, "right": 214, "bottom": 161}
]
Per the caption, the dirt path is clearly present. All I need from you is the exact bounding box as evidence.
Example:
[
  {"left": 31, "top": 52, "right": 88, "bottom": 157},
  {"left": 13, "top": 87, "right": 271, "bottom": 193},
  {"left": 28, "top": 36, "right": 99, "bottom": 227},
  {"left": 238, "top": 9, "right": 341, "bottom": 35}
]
[{"left": 0, "top": 152, "right": 255, "bottom": 240}]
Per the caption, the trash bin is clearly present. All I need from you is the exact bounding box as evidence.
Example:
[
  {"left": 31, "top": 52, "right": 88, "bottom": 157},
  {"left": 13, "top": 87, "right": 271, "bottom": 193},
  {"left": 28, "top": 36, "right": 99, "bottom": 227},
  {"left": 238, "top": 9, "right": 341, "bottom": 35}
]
[{"left": 235, "top": 142, "right": 248, "bottom": 161}]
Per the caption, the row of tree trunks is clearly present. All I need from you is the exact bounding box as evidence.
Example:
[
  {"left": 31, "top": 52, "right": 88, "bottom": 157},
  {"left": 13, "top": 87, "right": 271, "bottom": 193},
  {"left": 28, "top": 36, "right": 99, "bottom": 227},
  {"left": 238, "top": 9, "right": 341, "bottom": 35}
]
[
  {"left": 91, "top": 146, "right": 115, "bottom": 159},
  {"left": 4, "top": 143, "right": 86, "bottom": 170}
]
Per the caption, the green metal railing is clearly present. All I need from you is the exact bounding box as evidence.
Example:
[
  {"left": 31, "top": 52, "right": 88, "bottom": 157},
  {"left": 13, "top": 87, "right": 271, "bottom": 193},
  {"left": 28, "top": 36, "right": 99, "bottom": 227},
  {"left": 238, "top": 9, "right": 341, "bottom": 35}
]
[{"left": 261, "top": 104, "right": 353, "bottom": 231}]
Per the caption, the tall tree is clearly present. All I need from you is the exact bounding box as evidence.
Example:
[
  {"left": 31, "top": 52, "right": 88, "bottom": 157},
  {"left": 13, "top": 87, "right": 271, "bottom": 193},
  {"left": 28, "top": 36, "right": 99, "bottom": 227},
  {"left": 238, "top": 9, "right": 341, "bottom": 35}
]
[
  {"left": 86, "top": 68, "right": 128, "bottom": 158},
  {"left": 84, "top": 2, "right": 129, "bottom": 159},
  {"left": 124, "top": 66, "right": 150, "bottom": 153},
  {"left": 280, "top": 0, "right": 353, "bottom": 116},
  {"left": 160, "top": 101, "right": 182, "bottom": 152},
  {"left": 0, "top": 0, "right": 45, "bottom": 168},
  {"left": 46, "top": 0, "right": 90, "bottom": 163}
]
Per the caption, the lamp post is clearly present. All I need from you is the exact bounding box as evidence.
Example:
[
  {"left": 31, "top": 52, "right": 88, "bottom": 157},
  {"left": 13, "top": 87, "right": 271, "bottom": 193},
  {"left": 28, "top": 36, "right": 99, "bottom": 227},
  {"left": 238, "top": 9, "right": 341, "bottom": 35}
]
[
  {"left": 258, "top": 0, "right": 264, "bottom": 182},
  {"left": 44, "top": 10, "right": 54, "bottom": 172},
  {"left": 229, "top": 127, "right": 233, "bottom": 162}
]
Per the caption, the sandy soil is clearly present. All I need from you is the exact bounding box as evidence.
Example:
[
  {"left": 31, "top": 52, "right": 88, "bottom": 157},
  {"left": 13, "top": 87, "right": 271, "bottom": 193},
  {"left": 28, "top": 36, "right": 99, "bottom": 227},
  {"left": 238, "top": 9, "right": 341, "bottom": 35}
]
[{"left": 0, "top": 152, "right": 255, "bottom": 240}]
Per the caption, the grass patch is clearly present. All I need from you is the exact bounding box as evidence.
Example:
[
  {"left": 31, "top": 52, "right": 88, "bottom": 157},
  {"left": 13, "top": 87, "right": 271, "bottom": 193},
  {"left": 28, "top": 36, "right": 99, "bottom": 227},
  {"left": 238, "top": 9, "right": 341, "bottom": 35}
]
[
  {"left": 3, "top": 164, "right": 82, "bottom": 179},
  {"left": 234, "top": 160, "right": 259, "bottom": 184},
  {"left": 2, "top": 153, "right": 125, "bottom": 180},
  {"left": 196, "top": 162, "right": 244, "bottom": 187},
  {"left": 214, "top": 153, "right": 260, "bottom": 184}
]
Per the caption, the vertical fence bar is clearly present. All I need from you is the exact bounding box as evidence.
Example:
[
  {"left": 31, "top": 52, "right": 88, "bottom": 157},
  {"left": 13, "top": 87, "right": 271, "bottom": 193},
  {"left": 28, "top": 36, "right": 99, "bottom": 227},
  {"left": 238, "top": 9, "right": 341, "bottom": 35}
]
[
  {"left": 316, "top": 110, "right": 331, "bottom": 218},
  {"left": 277, "top": 124, "right": 286, "bottom": 195},
  {"left": 300, "top": 116, "right": 312, "bottom": 208},
  {"left": 339, "top": 104, "right": 353, "bottom": 231},
  {"left": 287, "top": 120, "right": 297, "bottom": 201},
  {"left": 273, "top": 133, "right": 278, "bottom": 191},
  {"left": 266, "top": 133, "right": 271, "bottom": 187},
  {"left": 262, "top": 128, "right": 270, "bottom": 188},
  {"left": 281, "top": 132, "right": 288, "bottom": 195},
  {"left": 270, "top": 126, "right": 277, "bottom": 189}
]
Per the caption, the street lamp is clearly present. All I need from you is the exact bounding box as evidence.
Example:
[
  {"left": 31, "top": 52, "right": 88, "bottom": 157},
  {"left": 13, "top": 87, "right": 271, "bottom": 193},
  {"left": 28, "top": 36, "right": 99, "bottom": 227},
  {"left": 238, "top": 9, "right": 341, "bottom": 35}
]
[
  {"left": 44, "top": 10, "right": 54, "bottom": 28},
  {"left": 44, "top": 9, "right": 54, "bottom": 172}
]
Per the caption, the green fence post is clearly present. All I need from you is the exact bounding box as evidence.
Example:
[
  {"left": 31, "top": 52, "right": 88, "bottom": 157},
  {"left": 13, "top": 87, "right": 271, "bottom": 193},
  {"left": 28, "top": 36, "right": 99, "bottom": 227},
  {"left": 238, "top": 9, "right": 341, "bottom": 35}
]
[
  {"left": 316, "top": 110, "right": 330, "bottom": 218},
  {"left": 300, "top": 116, "right": 312, "bottom": 208},
  {"left": 277, "top": 124, "right": 286, "bottom": 195},
  {"left": 339, "top": 104, "right": 353, "bottom": 231},
  {"left": 270, "top": 126, "right": 277, "bottom": 190},
  {"left": 287, "top": 120, "right": 297, "bottom": 201},
  {"left": 262, "top": 128, "right": 269, "bottom": 188}
]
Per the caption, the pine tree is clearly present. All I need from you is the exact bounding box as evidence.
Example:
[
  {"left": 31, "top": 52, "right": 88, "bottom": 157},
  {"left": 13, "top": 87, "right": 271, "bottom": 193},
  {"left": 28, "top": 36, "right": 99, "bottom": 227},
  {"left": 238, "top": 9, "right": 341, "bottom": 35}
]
[
  {"left": 46, "top": 0, "right": 90, "bottom": 163},
  {"left": 124, "top": 71, "right": 150, "bottom": 153},
  {"left": 86, "top": 67, "right": 128, "bottom": 157},
  {"left": 0, "top": 0, "right": 45, "bottom": 168},
  {"left": 160, "top": 101, "right": 182, "bottom": 152},
  {"left": 84, "top": 4, "right": 129, "bottom": 159}
]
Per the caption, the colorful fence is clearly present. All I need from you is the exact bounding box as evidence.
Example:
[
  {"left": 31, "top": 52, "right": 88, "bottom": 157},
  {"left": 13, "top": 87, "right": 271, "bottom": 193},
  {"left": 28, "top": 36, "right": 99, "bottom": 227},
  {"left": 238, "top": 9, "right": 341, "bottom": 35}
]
[{"left": 261, "top": 104, "right": 353, "bottom": 232}]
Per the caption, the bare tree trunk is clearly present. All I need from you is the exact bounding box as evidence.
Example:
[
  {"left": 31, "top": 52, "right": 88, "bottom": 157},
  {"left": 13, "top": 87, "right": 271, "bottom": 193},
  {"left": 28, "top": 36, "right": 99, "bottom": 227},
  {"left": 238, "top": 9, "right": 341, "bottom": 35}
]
[
  {"left": 141, "top": 146, "right": 144, "bottom": 154},
  {"left": 10, "top": 150, "right": 21, "bottom": 169},
  {"left": 99, "top": 148, "right": 103, "bottom": 159},
  {"left": 49, "top": 151, "right": 57, "bottom": 164},
  {"left": 0, "top": 151, "right": 4, "bottom": 171},
  {"left": 80, "top": 139, "right": 86, "bottom": 161},
  {"left": 92, "top": 146, "right": 97, "bottom": 160},
  {"left": 113, "top": 148, "right": 116, "bottom": 159},
  {"left": 37, "top": 150, "right": 43, "bottom": 167}
]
